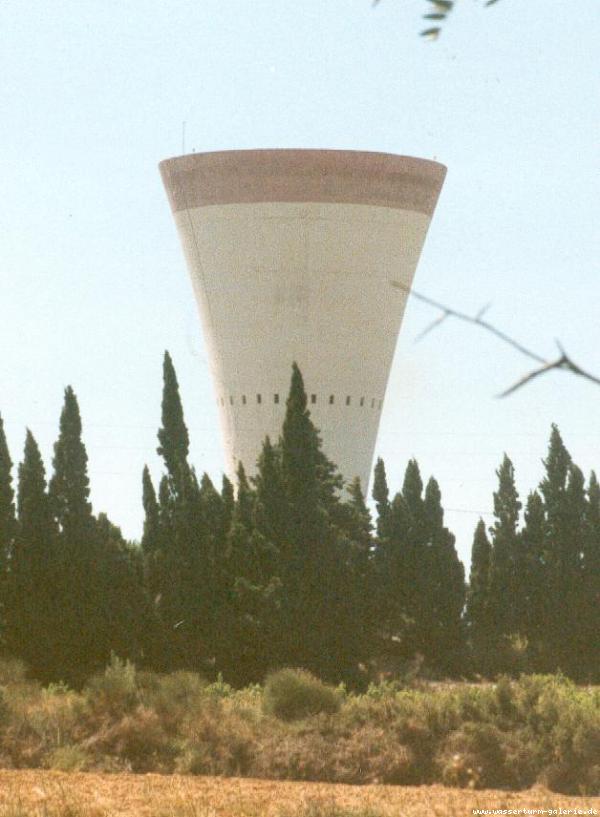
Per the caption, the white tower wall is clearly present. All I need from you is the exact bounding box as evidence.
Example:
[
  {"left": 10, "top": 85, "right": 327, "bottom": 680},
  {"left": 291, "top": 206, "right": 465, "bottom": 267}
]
[{"left": 159, "top": 150, "right": 446, "bottom": 491}]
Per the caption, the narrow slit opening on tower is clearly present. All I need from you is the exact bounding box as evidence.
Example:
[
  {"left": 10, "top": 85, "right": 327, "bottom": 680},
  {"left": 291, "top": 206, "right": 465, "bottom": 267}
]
[
  {"left": 346, "top": 396, "right": 351, "bottom": 406},
  {"left": 274, "top": 394, "right": 279, "bottom": 404},
  {"left": 329, "top": 395, "right": 335, "bottom": 405},
  {"left": 242, "top": 395, "right": 246, "bottom": 405},
  {"left": 257, "top": 394, "right": 262, "bottom": 404},
  {"left": 360, "top": 397, "right": 365, "bottom": 407},
  {"left": 311, "top": 394, "right": 316, "bottom": 404}
]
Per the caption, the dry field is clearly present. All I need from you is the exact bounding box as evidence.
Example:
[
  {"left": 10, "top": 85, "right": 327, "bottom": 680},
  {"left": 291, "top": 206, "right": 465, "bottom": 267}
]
[{"left": 0, "top": 772, "right": 598, "bottom": 817}]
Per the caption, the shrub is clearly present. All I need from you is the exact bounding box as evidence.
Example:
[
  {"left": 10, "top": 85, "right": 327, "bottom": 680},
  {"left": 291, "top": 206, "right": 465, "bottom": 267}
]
[
  {"left": 264, "top": 669, "right": 342, "bottom": 721},
  {"left": 438, "top": 722, "right": 507, "bottom": 789},
  {"left": 45, "top": 744, "right": 91, "bottom": 771},
  {"left": 0, "top": 657, "right": 28, "bottom": 686},
  {"left": 25, "top": 686, "right": 86, "bottom": 751},
  {"left": 176, "top": 700, "right": 256, "bottom": 776},
  {"left": 329, "top": 723, "right": 415, "bottom": 784},
  {"left": 254, "top": 727, "right": 333, "bottom": 781},
  {"left": 83, "top": 705, "right": 170, "bottom": 772},
  {"left": 142, "top": 671, "right": 207, "bottom": 732},
  {"left": 84, "top": 654, "right": 138, "bottom": 720}
]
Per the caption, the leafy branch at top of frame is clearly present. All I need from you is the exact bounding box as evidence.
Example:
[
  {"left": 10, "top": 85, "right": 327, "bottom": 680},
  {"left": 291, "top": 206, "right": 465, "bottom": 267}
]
[
  {"left": 372, "top": 0, "right": 503, "bottom": 41},
  {"left": 389, "top": 280, "right": 600, "bottom": 397}
]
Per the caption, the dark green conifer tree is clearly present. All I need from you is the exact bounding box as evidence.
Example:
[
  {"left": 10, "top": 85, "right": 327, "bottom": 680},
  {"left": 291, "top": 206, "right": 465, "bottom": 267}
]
[
  {"left": 466, "top": 518, "right": 492, "bottom": 656},
  {"left": 375, "top": 487, "right": 411, "bottom": 661},
  {"left": 0, "top": 415, "right": 16, "bottom": 576},
  {"left": 5, "top": 430, "right": 56, "bottom": 674},
  {"left": 582, "top": 472, "right": 600, "bottom": 678},
  {"left": 47, "top": 388, "right": 108, "bottom": 682},
  {"left": 94, "top": 512, "right": 154, "bottom": 668},
  {"left": 219, "top": 464, "right": 279, "bottom": 684},
  {"left": 538, "top": 425, "right": 574, "bottom": 671},
  {"left": 275, "top": 363, "right": 358, "bottom": 680},
  {"left": 423, "top": 476, "right": 465, "bottom": 672},
  {"left": 346, "top": 477, "right": 373, "bottom": 556},
  {"left": 254, "top": 436, "right": 287, "bottom": 545},
  {"left": 152, "top": 353, "right": 208, "bottom": 669},
  {"left": 157, "top": 351, "right": 191, "bottom": 488},
  {"left": 487, "top": 454, "right": 521, "bottom": 643},
  {"left": 399, "top": 459, "right": 429, "bottom": 659},
  {"left": 141, "top": 465, "right": 160, "bottom": 559},
  {"left": 0, "top": 414, "right": 16, "bottom": 638},
  {"left": 221, "top": 475, "right": 235, "bottom": 535},
  {"left": 519, "top": 490, "right": 547, "bottom": 667},
  {"left": 372, "top": 457, "right": 391, "bottom": 540},
  {"left": 559, "top": 463, "right": 588, "bottom": 673}
]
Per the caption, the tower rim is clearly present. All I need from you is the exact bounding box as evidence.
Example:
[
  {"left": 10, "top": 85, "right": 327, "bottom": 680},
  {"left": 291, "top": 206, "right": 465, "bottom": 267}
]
[{"left": 159, "top": 148, "right": 446, "bottom": 216}]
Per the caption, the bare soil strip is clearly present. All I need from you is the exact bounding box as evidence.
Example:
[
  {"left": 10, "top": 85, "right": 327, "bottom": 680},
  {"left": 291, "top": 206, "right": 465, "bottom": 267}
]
[{"left": 0, "top": 771, "right": 598, "bottom": 817}]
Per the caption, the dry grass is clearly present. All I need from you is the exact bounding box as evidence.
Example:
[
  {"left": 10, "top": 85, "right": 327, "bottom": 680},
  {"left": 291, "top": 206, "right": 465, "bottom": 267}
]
[{"left": 0, "top": 771, "right": 598, "bottom": 817}]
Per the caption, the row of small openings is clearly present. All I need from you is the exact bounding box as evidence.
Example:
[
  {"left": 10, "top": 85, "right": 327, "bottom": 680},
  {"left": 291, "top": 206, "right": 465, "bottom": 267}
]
[{"left": 217, "top": 395, "right": 383, "bottom": 409}]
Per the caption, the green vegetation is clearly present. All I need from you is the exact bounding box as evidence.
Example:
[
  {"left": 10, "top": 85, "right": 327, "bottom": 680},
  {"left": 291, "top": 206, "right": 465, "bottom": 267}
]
[
  {"left": 0, "top": 659, "right": 597, "bottom": 794},
  {"left": 263, "top": 668, "right": 342, "bottom": 721},
  {"left": 0, "top": 354, "right": 598, "bottom": 696}
]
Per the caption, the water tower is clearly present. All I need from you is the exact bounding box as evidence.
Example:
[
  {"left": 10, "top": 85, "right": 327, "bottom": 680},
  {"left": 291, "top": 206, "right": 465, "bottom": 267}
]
[{"left": 159, "top": 150, "right": 446, "bottom": 489}]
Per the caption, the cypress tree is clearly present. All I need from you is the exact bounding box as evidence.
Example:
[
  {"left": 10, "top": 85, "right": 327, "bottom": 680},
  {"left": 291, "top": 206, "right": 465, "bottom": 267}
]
[
  {"left": 372, "top": 457, "right": 391, "bottom": 539},
  {"left": 219, "top": 464, "right": 279, "bottom": 684},
  {"left": 141, "top": 464, "right": 163, "bottom": 617},
  {"left": 141, "top": 465, "right": 160, "bottom": 557},
  {"left": 47, "top": 388, "right": 107, "bottom": 682},
  {"left": 346, "top": 477, "right": 373, "bottom": 553},
  {"left": 152, "top": 353, "right": 209, "bottom": 670},
  {"left": 5, "top": 430, "right": 56, "bottom": 674},
  {"left": 341, "top": 477, "right": 375, "bottom": 677},
  {"left": 400, "top": 459, "right": 429, "bottom": 658},
  {"left": 376, "top": 488, "right": 411, "bottom": 657},
  {"left": 221, "top": 475, "right": 235, "bottom": 535},
  {"left": 423, "top": 476, "right": 465, "bottom": 673},
  {"left": 560, "top": 463, "right": 588, "bottom": 672},
  {"left": 583, "top": 472, "right": 600, "bottom": 678},
  {"left": 538, "top": 425, "right": 573, "bottom": 671},
  {"left": 49, "top": 387, "right": 93, "bottom": 539},
  {"left": 254, "top": 436, "right": 287, "bottom": 546},
  {"left": 276, "top": 363, "right": 355, "bottom": 680},
  {"left": 520, "top": 490, "right": 547, "bottom": 668},
  {"left": 466, "top": 518, "right": 492, "bottom": 655},
  {"left": 487, "top": 454, "right": 521, "bottom": 642},
  {"left": 233, "top": 463, "right": 253, "bottom": 531},
  {"left": 281, "top": 363, "right": 322, "bottom": 535},
  {"left": 0, "top": 414, "right": 16, "bottom": 636},
  {"left": 157, "top": 351, "right": 190, "bottom": 488},
  {"left": 94, "top": 513, "right": 153, "bottom": 668}
]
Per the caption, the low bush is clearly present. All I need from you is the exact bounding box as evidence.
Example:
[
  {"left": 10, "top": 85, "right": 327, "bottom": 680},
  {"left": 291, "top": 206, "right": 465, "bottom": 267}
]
[
  {"left": 0, "top": 660, "right": 597, "bottom": 793},
  {"left": 83, "top": 654, "right": 139, "bottom": 720},
  {"left": 263, "top": 669, "right": 343, "bottom": 721},
  {"left": 0, "top": 657, "right": 28, "bottom": 686},
  {"left": 83, "top": 705, "right": 171, "bottom": 772},
  {"left": 139, "top": 670, "right": 207, "bottom": 733},
  {"left": 176, "top": 700, "right": 256, "bottom": 776},
  {"left": 45, "top": 743, "right": 92, "bottom": 771}
]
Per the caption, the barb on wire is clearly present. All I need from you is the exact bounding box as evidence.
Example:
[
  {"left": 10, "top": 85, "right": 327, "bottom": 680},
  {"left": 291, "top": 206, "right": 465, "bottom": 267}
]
[{"left": 390, "top": 280, "right": 600, "bottom": 397}]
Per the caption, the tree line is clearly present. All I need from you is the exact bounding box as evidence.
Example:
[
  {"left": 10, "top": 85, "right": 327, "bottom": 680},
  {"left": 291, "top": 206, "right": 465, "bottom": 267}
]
[{"left": 0, "top": 354, "right": 597, "bottom": 686}]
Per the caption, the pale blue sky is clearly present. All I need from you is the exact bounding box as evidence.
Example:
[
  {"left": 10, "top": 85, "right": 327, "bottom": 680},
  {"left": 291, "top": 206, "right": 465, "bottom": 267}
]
[{"left": 1, "top": 0, "right": 598, "bottom": 564}]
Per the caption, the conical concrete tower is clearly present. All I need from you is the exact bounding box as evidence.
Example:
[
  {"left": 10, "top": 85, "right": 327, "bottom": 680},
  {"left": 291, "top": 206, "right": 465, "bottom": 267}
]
[{"left": 159, "top": 149, "right": 446, "bottom": 490}]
